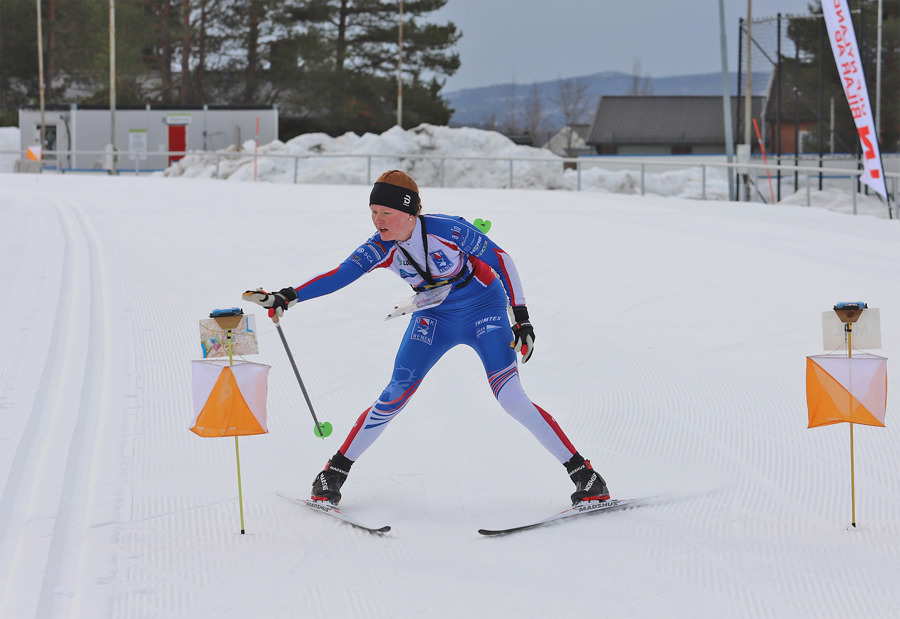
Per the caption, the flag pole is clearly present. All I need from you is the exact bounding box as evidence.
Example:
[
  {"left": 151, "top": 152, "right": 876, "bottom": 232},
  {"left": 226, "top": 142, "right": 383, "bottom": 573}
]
[
  {"left": 227, "top": 326, "right": 247, "bottom": 535},
  {"left": 847, "top": 322, "right": 856, "bottom": 528},
  {"left": 235, "top": 435, "right": 245, "bottom": 534}
]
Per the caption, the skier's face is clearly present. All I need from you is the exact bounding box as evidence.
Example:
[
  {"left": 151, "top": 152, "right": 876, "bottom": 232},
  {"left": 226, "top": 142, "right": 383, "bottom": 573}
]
[{"left": 371, "top": 204, "right": 415, "bottom": 241}]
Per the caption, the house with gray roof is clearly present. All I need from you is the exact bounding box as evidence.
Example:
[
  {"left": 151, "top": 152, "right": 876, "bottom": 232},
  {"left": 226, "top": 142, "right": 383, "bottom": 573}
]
[{"left": 586, "top": 95, "right": 765, "bottom": 155}]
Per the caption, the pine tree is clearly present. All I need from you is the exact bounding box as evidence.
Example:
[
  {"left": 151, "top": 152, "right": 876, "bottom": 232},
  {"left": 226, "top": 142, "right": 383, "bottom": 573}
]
[
  {"left": 278, "top": 0, "right": 460, "bottom": 135},
  {"left": 787, "top": 1, "right": 899, "bottom": 152}
]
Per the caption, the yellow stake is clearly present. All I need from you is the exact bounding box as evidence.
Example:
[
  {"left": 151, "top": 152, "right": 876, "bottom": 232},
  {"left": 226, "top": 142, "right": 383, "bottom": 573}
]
[
  {"left": 235, "top": 435, "right": 245, "bottom": 535},
  {"left": 847, "top": 323, "right": 856, "bottom": 528},
  {"left": 226, "top": 327, "right": 246, "bottom": 534}
]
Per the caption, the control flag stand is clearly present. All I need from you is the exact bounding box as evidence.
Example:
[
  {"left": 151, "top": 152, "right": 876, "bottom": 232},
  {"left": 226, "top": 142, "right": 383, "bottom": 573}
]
[
  {"left": 806, "top": 302, "right": 888, "bottom": 528},
  {"left": 191, "top": 308, "right": 269, "bottom": 534}
]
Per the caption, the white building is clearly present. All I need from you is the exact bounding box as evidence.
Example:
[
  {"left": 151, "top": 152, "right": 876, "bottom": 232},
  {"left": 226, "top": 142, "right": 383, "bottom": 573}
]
[{"left": 18, "top": 105, "right": 278, "bottom": 172}]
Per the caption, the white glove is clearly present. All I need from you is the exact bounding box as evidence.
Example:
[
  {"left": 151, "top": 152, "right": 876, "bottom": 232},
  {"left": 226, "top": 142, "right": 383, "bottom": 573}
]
[{"left": 243, "top": 287, "right": 298, "bottom": 319}]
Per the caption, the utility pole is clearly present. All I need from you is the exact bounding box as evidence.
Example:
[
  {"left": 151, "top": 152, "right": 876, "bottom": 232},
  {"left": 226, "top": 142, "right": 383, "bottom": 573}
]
[
  {"left": 875, "top": 0, "right": 883, "bottom": 140},
  {"left": 36, "top": 0, "right": 46, "bottom": 151},
  {"left": 743, "top": 0, "right": 753, "bottom": 200},
  {"left": 397, "top": 0, "right": 403, "bottom": 128},
  {"left": 109, "top": 0, "right": 117, "bottom": 169},
  {"left": 718, "top": 0, "right": 735, "bottom": 201}
]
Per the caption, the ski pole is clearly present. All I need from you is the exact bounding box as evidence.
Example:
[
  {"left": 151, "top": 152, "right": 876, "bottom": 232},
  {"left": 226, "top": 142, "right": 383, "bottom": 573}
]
[{"left": 272, "top": 315, "right": 332, "bottom": 439}]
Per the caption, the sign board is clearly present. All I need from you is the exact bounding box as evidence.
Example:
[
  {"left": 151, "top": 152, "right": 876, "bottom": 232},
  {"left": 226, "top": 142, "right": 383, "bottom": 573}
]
[
  {"left": 164, "top": 114, "right": 192, "bottom": 126},
  {"left": 200, "top": 314, "right": 258, "bottom": 358},
  {"left": 822, "top": 308, "right": 881, "bottom": 351},
  {"left": 128, "top": 129, "right": 148, "bottom": 161}
]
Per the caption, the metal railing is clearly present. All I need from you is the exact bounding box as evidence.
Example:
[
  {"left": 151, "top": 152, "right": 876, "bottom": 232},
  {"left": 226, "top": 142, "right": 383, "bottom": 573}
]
[{"left": 3, "top": 148, "right": 897, "bottom": 216}]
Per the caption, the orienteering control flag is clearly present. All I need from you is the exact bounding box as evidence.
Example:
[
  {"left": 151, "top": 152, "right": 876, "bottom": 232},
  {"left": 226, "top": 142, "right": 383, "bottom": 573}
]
[
  {"left": 806, "top": 353, "right": 887, "bottom": 428},
  {"left": 190, "top": 360, "right": 270, "bottom": 437}
]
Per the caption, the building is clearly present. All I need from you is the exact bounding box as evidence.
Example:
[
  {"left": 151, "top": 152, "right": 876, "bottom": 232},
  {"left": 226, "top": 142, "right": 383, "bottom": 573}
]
[
  {"left": 18, "top": 105, "right": 278, "bottom": 172},
  {"left": 585, "top": 96, "right": 765, "bottom": 155},
  {"left": 759, "top": 67, "right": 821, "bottom": 156}
]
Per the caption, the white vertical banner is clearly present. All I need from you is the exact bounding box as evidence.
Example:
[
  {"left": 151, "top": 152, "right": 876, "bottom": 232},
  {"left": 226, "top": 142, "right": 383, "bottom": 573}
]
[{"left": 822, "top": 0, "right": 887, "bottom": 200}]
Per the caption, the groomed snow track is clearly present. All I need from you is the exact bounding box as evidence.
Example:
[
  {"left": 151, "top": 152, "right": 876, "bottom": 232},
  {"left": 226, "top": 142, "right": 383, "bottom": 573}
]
[{"left": 0, "top": 195, "right": 113, "bottom": 618}]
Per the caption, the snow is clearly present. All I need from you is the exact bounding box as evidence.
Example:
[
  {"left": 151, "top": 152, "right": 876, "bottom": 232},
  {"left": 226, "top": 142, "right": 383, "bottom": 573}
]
[
  {"left": 0, "top": 127, "right": 21, "bottom": 173},
  {"left": 2, "top": 126, "right": 900, "bottom": 618},
  {"left": 4, "top": 121, "right": 894, "bottom": 218},
  {"left": 158, "top": 123, "right": 894, "bottom": 218}
]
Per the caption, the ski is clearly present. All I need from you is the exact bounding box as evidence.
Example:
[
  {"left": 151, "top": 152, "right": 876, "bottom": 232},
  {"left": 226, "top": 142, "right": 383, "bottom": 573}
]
[
  {"left": 277, "top": 493, "right": 391, "bottom": 534},
  {"left": 478, "top": 497, "right": 647, "bottom": 536}
]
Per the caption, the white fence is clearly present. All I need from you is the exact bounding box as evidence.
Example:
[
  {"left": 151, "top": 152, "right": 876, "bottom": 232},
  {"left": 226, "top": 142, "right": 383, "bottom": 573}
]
[{"left": 3, "top": 148, "right": 897, "bottom": 217}]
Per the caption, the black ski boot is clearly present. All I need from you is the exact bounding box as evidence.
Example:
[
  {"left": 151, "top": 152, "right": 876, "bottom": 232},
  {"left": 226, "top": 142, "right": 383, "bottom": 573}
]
[
  {"left": 311, "top": 452, "right": 354, "bottom": 505},
  {"left": 565, "top": 453, "right": 610, "bottom": 505}
]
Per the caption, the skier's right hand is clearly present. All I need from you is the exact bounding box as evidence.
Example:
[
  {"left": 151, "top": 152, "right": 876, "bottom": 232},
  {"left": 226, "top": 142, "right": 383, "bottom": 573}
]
[{"left": 242, "top": 287, "right": 298, "bottom": 319}]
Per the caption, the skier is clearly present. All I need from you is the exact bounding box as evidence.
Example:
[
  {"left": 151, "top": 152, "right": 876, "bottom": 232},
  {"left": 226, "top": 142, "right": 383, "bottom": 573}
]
[{"left": 245, "top": 170, "right": 609, "bottom": 506}]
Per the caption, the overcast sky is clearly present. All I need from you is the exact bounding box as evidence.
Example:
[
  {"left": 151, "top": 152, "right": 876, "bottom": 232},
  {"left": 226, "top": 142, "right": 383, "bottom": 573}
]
[{"left": 433, "top": 0, "right": 818, "bottom": 92}]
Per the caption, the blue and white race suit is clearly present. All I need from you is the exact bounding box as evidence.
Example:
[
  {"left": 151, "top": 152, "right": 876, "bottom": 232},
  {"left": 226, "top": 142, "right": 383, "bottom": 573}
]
[{"left": 289, "top": 214, "right": 578, "bottom": 463}]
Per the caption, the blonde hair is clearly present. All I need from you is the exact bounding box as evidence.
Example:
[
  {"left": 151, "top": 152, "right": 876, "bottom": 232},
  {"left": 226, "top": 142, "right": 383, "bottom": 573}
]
[{"left": 376, "top": 170, "right": 422, "bottom": 213}]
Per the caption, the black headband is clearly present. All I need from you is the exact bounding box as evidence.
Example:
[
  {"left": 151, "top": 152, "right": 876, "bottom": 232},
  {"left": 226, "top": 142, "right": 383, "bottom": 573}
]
[{"left": 369, "top": 182, "right": 419, "bottom": 215}]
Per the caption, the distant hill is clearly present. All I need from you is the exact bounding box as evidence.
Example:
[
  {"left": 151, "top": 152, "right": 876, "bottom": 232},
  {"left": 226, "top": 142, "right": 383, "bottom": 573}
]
[{"left": 444, "top": 70, "right": 771, "bottom": 134}]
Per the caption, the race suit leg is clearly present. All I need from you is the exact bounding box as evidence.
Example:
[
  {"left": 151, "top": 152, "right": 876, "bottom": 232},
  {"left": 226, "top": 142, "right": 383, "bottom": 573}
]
[
  {"left": 467, "top": 280, "right": 578, "bottom": 463},
  {"left": 339, "top": 313, "right": 453, "bottom": 461}
]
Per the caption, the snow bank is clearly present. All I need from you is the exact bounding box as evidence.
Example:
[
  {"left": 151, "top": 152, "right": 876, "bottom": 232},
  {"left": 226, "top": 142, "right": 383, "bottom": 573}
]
[
  {"left": 163, "top": 124, "right": 569, "bottom": 190},
  {"left": 159, "top": 123, "right": 892, "bottom": 217},
  {"left": 4, "top": 121, "right": 892, "bottom": 217},
  {"left": 161, "top": 123, "right": 739, "bottom": 198},
  {"left": 0, "top": 126, "right": 21, "bottom": 173}
]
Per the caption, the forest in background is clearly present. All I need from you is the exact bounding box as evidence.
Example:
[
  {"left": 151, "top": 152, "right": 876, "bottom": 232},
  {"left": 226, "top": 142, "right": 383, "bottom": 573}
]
[
  {"left": 1, "top": 0, "right": 897, "bottom": 151},
  {"left": 0, "top": 0, "right": 459, "bottom": 136}
]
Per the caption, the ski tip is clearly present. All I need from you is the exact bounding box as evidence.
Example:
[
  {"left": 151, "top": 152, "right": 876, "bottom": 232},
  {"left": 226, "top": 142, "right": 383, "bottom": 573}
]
[{"left": 477, "top": 526, "right": 529, "bottom": 536}]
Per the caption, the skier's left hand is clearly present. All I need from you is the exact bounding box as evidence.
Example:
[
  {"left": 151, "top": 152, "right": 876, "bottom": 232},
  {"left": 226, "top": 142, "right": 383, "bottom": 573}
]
[{"left": 511, "top": 306, "right": 535, "bottom": 363}]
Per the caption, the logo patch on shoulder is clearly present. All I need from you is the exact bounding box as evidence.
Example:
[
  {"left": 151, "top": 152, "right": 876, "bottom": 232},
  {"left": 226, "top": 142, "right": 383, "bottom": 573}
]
[{"left": 411, "top": 317, "right": 437, "bottom": 345}]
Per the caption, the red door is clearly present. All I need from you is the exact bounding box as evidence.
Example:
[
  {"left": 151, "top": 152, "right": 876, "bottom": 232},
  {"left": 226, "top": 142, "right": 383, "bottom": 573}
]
[{"left": 168, "top": 125, "right": 187, "bottom": 164}]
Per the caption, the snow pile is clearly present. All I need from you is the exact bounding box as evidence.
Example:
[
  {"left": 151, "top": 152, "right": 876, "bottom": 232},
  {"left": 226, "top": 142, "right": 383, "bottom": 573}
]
[
  {"left": 164, "top": 123, "right": 570, "bottom": 190},
  {"left": 160, "top": 123, "right": 894, "bottom": 217},
  {"left": 0, "top": 126, "right": 21, "bottom": 173},
  {"left": 4, "top": 121, "right": 892, "bottom": 217},
  {"left": 163, "top": 122, "right": 738, "bottom": 197}
]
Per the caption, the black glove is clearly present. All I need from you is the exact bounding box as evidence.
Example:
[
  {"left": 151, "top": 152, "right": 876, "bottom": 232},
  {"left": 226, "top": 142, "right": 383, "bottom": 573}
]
[
  {"left": 242, "top": 287, "right": 299, "bottom": 319},
  {"left": 511, "top": 305, "right": 535, "bottom": 363}
]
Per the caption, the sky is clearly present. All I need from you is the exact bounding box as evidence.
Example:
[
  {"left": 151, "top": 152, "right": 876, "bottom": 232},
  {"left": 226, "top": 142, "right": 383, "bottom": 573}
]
[
  {"left": 2, "top": 129, "right": 898, "bottom": 617},
  {"left": 434, "top": 0, "right": 817, "bottom": 92}
]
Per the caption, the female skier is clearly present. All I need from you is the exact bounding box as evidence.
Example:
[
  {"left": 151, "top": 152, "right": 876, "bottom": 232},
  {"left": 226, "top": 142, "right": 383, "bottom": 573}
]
[{"left": 246, "top": 170, "right": 609, "bottom": 506}]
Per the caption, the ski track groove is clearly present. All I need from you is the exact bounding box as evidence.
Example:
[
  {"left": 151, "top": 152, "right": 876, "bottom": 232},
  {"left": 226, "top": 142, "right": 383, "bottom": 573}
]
[
  {"left": 0, "top": 196, "right": 80, "bottom": 618},
  {"left": 0, "top": 197, "right": 57, "bottom": 489},
  {"left": 0, "top": 197, "right": 109, "bottom": 618},
  {"left": 113, "top": 237, "right": 283, "bottom": 617},
  {"left": 584, "top": 352, "right": 900, "bottom": 615},
  {"left": 6, "top": 179, "right": 898, "bottom": 617}
]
